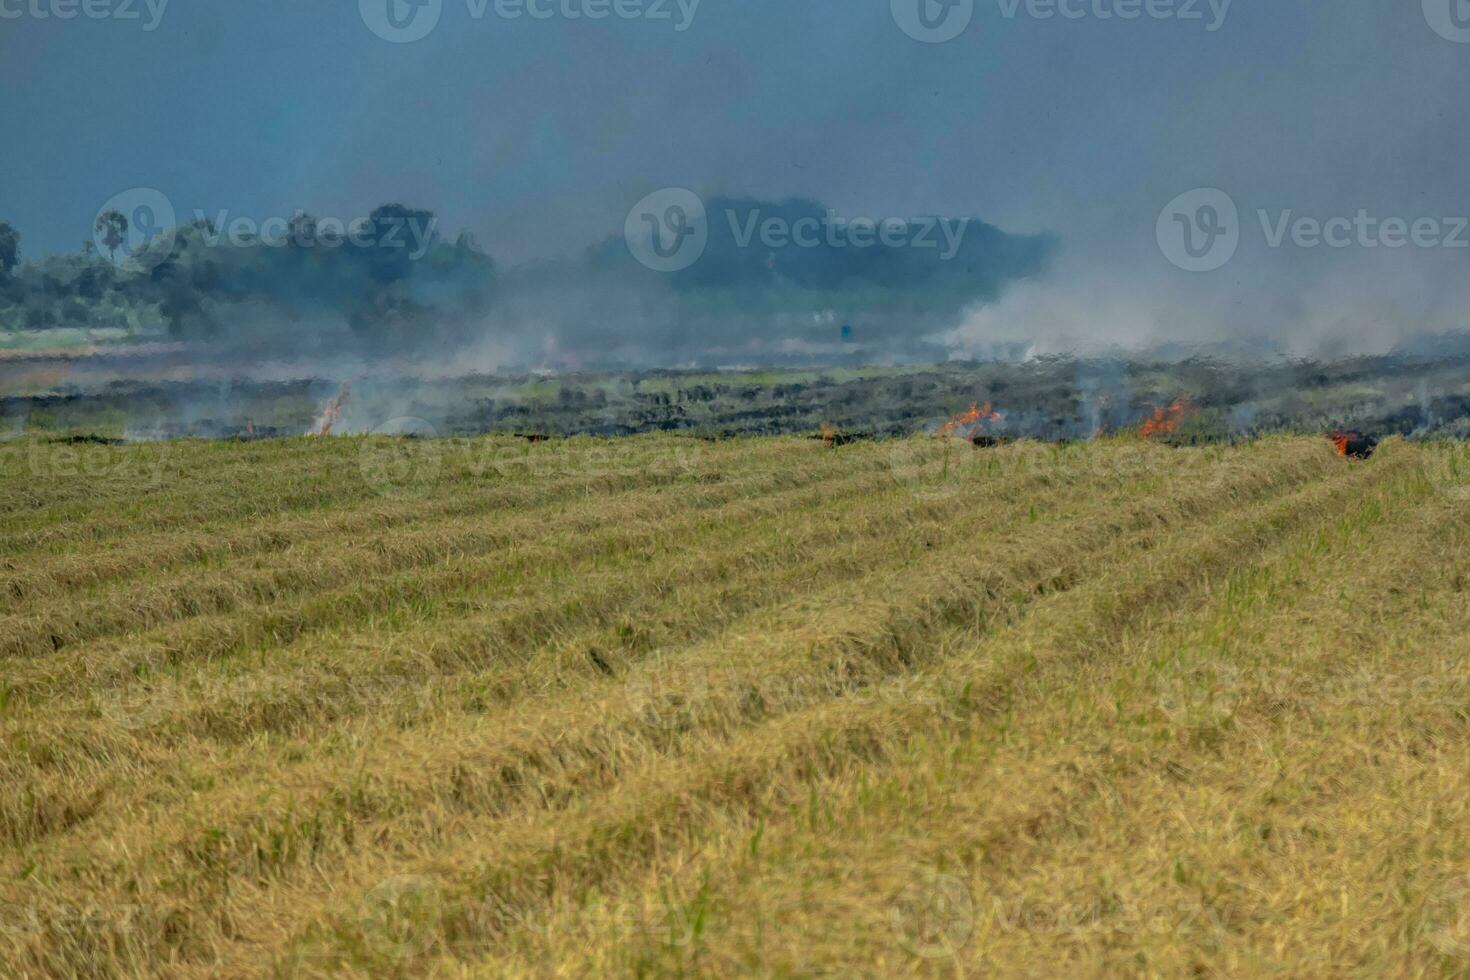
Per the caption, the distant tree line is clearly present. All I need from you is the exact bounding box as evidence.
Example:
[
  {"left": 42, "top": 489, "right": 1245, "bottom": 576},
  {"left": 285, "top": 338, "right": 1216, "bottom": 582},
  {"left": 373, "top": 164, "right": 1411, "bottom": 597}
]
[
  {"left": 0, "top": 205, "right": 494, "bottom": 346},
  {"left": 0, "top": 195, "right": 1054, "bottom": 363}
]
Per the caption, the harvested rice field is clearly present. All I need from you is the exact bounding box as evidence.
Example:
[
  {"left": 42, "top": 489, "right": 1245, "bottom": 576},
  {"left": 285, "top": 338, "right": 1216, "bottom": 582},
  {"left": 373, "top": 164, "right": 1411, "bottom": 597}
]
[{"left": 2, "top": 433, "right": 1470, "bottom": 978}]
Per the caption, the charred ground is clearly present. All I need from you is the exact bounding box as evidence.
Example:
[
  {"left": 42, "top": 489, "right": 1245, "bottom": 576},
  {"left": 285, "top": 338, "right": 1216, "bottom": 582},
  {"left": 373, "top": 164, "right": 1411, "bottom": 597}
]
[{"left": 3, "top": 348, "right": 1468, "bottom": 444}]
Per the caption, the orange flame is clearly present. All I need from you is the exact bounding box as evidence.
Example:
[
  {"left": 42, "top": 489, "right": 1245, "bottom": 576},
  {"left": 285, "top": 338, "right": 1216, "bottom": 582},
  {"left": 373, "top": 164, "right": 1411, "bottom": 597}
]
[
  {"left": 309, "top": 384, "right": 349, "bottom": 437},
  {"left": 1138, "top": 399, "right": 1196, "bottom": 438},
  {"left": 939, "top": 402, "right": 1003, "bottom": 437},
  {"left": 1092, "top": 394, "right": 1113, "bottom": 439},
  {"left": 820, "top": 422, "right": 839, "bottom": 446},
  {"left": 1329, "top": 430, "right": 1375, "bottom": 459}
]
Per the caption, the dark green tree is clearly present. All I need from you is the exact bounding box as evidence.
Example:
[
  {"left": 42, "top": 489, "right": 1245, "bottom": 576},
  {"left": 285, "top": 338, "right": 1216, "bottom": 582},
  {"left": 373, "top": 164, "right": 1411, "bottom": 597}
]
[
  {"left": 94, "top": 210, "right": 128, "bottom": 263},
  {"left": 0, "top": 221, "right": 19, "bottom": 275}
]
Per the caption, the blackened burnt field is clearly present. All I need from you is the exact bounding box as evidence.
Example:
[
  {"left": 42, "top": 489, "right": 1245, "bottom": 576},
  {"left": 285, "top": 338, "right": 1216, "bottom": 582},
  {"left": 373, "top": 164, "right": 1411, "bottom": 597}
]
[
  {"left": 2, "top": 430, "right": 1470, "bottom": 976},
  {"left": 5, "top": 349, "right": 1470, "bottom": 442}
]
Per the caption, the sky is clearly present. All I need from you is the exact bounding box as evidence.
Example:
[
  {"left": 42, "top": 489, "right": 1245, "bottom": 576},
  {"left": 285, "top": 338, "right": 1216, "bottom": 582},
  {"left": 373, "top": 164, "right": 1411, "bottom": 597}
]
[{"left": 2, "top": 0, "right": 1468, "bottom": 356}]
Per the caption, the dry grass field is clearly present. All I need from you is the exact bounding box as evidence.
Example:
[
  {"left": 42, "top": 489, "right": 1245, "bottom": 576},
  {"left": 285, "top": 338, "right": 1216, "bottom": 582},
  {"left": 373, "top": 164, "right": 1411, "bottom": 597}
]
[{"left": 2, "top": 432, "right": 1470, "bottom": 978}]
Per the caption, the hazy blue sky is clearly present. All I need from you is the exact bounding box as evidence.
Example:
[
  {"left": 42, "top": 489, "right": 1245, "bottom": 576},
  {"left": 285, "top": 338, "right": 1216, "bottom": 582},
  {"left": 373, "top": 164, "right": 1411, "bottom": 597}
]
[{"left": 3, "top": 0, "right": 1467, "bottom": 353}]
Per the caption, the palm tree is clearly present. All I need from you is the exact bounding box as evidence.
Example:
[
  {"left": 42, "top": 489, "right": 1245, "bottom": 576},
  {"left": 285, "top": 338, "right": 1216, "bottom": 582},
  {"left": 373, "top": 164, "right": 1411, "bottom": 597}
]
[
  {"left": 0, "top": 221, "right": 19, "bottom": 276},
  {"left": 95, "top": 210, "right": 128, "bottom": 263}
]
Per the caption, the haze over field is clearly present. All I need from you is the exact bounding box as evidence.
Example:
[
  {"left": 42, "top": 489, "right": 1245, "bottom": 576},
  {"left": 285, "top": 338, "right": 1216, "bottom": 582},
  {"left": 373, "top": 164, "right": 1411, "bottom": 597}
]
[{"left": 3, "top": 2, "right": 1469, "bottom": 367}]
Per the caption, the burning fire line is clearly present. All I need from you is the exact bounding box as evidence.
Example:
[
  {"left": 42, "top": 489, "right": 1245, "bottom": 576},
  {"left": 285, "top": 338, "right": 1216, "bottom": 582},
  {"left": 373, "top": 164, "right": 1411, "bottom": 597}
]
[
  {"left": 1329, "top": 430, "right": 1377, "bottom": 460},
  {"left": 938, "top": 402, "right": 1003, "bottom": 440},
  {"left": 1138, "top": 399, "right": 1197, "bottom": 438},
  {"left": 817, "top": 423, "right": 861, "bottom": 447},
  {"left": 308, "top": 383, "right": 349, "bottom": 437}
]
